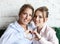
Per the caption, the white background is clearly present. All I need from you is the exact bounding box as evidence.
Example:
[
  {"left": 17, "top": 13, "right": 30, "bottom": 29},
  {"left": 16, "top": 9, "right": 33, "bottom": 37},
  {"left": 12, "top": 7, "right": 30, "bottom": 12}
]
[{"left": 0, "top": 0, "right": 60, "bottom": 29}]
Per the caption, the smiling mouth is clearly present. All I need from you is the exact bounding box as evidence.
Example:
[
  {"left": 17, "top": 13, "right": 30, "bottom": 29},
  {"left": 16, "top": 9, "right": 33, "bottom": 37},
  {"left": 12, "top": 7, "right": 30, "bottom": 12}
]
[
  {"left": 24, "top": 19, "right": 30, "bottom": 22},
  {"left": 24, "top": 20, "right": 28, "bottom": 22},
  {"left": 35, "top": 21, "right": 38, "bottom": 23}
]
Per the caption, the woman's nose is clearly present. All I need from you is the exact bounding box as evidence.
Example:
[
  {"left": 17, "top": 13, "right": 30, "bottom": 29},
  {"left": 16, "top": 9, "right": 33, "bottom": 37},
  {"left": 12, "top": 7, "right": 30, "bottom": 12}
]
[{"left": 26, "top": 14, "right": 30, "bottom": 19}]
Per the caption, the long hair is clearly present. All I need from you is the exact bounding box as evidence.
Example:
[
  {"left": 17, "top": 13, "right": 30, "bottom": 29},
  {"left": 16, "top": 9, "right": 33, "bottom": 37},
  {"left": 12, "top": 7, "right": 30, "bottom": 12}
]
[
  {"left": 19, "top": 4, "right": 34, "bottom": 17},
  {"left": 35, "top": 6, "right": 48, "bottom": 18}
]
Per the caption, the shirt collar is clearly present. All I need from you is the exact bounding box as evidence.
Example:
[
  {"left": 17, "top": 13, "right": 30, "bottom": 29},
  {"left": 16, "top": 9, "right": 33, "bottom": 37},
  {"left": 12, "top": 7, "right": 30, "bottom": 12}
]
[
  {"left": 14, "top": 21, "right": 25, "bottom": 32},
  {"left": 40, "top": 22, "right": 47, "bottom": 33}
]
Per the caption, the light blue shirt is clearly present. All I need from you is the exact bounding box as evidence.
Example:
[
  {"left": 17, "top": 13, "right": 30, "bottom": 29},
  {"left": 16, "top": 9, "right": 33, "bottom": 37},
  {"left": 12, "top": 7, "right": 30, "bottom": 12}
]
[{"left": 0, "top": 21, "right": 33, "bottom": 44}]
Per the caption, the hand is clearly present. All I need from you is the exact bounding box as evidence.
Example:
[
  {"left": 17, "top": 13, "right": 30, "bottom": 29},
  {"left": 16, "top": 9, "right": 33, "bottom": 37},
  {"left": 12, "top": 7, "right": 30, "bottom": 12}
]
[
  {"left": 24, "top": 29, "right": 33, "bottom": 40},
  {"left": 33, "top": 29, "right": 41, "bottom": 40},
  {"left": 25, "top": 29, "right": 33, "bottom": 34}
]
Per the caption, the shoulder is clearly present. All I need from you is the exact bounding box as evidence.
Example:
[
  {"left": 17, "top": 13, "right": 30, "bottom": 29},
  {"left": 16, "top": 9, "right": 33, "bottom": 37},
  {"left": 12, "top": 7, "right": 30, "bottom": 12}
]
[
  {"left": 46, "top": 25, "right": 56, "bottom": 34},
  {"left": 0, "top": 21, "right": 22, "bottom": 44},
  {"left": 1, "top": 21, "right": 18, "bottom": 38}
]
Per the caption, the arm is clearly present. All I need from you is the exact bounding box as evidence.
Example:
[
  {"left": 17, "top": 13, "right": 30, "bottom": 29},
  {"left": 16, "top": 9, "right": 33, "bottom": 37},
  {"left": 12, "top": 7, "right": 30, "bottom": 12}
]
[
  {"left": 33, "top": 29, "right": 59, "bottom": 44},
  {"left": 39, "top": 34, "right": 59, "bottom": 44}
]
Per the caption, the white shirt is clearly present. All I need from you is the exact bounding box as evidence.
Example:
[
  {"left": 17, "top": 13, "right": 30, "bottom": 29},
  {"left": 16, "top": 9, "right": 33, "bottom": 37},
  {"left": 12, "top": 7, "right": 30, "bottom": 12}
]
[
  {"left": 33, "top": 24, "right": 59, "bottom": 44},
  {"left": 0, "top": 21, "right": 33, "bottom": 44}
]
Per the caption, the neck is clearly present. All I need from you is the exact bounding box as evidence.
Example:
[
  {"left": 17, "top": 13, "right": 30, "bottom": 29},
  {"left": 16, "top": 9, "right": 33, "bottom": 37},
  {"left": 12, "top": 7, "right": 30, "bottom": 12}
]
[
  {"left": 18, "top": 20, "right": 27, "bottom": 31},
  {"left": 37, "top": 26, "right": 42, "bottom": 33}
]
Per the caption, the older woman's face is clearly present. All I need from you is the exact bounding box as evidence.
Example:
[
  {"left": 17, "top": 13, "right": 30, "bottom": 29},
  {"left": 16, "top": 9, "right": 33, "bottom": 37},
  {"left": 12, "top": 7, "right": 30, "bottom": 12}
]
[
  {"left": 33, "top": 10, "right": 47, "bottom": 27},
  {"left": 19, "top": 8, "right": 32, "bottom": 25}
]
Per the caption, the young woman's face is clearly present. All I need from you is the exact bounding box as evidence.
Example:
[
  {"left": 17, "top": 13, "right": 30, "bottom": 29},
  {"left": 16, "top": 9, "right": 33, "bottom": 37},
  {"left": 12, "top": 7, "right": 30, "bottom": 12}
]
[
  {"left": 33, "top": 10, "right": 47, "bottom": 28},
  {"left": 19, "top": 8, "right": 32, "bottom": 25}
]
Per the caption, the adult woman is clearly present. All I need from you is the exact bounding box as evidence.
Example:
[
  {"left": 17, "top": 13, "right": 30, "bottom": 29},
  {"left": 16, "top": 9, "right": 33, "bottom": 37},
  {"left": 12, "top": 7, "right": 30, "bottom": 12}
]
[
  {"left": 0, "top": 4, "right": 34, "bottom": 44},
  {"left": 33, "top": 6, "right": 59, "bottom": 44}
]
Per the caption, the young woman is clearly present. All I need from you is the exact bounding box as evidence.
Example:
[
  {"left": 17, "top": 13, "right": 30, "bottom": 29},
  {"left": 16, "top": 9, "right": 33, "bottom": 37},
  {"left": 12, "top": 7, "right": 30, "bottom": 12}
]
[
  {"left": 0, "top": 4, "right": 34, "bottom": 44},
  {"left": 33, "top": 6, "right": 59, "bottom": 44}
]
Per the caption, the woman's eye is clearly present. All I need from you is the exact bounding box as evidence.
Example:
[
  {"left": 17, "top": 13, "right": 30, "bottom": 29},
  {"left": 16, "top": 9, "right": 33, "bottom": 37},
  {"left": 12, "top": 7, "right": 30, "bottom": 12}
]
[
  {"left": 29, "top": 14, "right": 32, "bottom": 17},
  {"left": 39, "top": 16, "right": 42, "bottom": 18},
  {"left": 23, "top": 13, "right": 27, "bottom": 15}
]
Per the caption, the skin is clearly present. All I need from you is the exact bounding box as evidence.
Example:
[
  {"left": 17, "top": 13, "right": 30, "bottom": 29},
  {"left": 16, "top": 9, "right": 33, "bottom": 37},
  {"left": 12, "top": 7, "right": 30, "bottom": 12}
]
[
  {"left": 18, "top": 8, "right": 33, "bottom": 31},
  {"left": 33, "top": 11, "right": 47, "bottom": 28},
  {"left": 33, "top": 10, "right": 48, "bottom": 40}
]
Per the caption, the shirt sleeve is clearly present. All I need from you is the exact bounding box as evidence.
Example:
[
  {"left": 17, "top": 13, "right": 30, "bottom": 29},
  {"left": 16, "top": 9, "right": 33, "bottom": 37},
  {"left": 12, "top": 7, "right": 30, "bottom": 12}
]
[
  {"left": 0, "top": 28, "right": 16, "bottom": 44},
  {"left": 39, "top": 30, "right": 59, "bottom": 44},
  {"left": 0, "top": 24, "right": 32, "bottom": 44}
]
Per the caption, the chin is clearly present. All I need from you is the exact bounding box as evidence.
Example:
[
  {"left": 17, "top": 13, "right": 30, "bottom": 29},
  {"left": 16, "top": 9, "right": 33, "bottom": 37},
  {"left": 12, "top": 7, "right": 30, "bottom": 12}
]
[
  {"left": 24, "top": 23, "right": 28, "bottom": 25},
  {"left": 35, "top": 23, "right": 38, "bottom": 25},
  {"left": 35, "top": 24, "right": 38, "bottom": 27}
]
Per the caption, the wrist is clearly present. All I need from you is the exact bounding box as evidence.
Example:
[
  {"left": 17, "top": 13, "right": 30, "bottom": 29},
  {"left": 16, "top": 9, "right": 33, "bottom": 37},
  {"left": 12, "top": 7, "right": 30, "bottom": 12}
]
[{"left": 38, "top": 37, "right": 41, "bottom": 40}]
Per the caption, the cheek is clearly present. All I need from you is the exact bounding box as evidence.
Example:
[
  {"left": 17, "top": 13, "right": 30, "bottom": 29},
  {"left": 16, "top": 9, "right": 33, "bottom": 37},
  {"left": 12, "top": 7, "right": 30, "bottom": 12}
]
[
  {"left": 29, "top": 16, "right": 32, "bottom": 19},
  {"left": 39, "top": 18, "right": 44, "bottom": 23},
  {"left": 29, "top": 17, "right": 32, "bottom": 21},
  {"left": 19, "top": 15, "right": 25, "bottom": 20},
  {"left": 21, "top": 15, "right": 27, "bottom": 19}
]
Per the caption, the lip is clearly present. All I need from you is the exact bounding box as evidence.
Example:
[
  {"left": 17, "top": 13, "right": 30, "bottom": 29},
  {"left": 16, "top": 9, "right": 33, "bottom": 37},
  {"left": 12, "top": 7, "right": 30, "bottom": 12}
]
[
  {"left": 24, "top": 20, "right": 30, "bottom": 23},
  {"left": 34, "top": 21, "right": 38, "bottom": 24},
  {"left": 24, "top": 19, "right": 30, "bottom": 21},
  {"left": 24, "top": 20, "right": 28, "bottom": 22}
]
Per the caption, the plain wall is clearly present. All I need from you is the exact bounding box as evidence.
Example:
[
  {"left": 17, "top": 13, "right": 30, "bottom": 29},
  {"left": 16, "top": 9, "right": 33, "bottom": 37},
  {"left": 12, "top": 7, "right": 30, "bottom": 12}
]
[{"left": 0, "top": 0, "right": 60, "bottom": 29}]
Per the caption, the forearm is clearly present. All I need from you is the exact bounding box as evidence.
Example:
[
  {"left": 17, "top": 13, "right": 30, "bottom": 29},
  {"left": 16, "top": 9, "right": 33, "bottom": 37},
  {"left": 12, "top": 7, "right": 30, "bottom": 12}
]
[
  {"left": 39, "top": 37, "right": 53, "bottom": 44},
  {"left": 35, "top": 32, "right": 59, "bottom": 44},
  {"left": 39, "top": 35, "right": 59, "bottom": 44}
]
